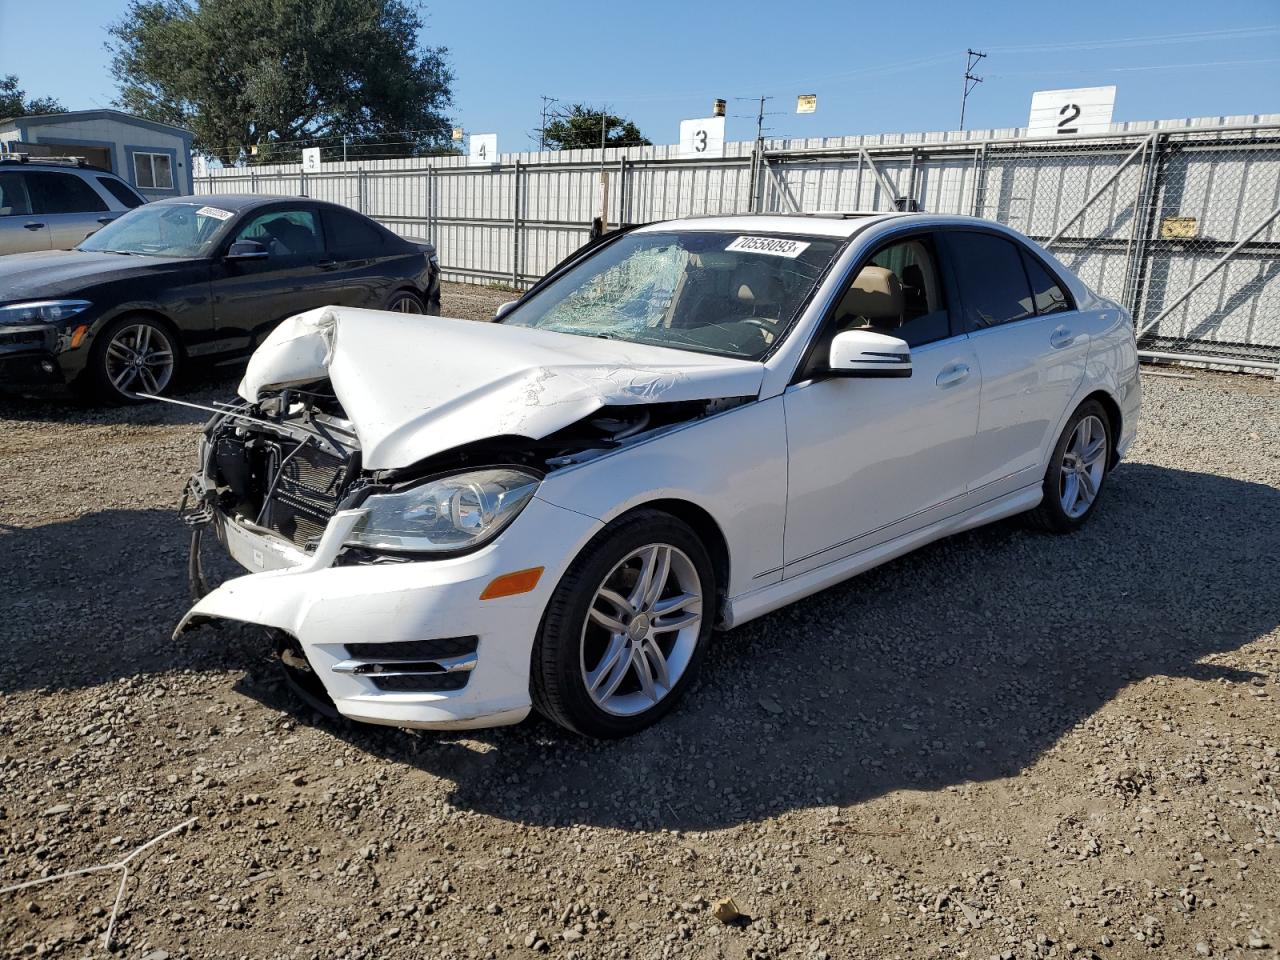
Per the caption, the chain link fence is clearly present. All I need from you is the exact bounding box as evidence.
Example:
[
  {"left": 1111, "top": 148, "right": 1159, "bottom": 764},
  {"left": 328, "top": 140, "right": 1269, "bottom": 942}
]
[{"left": 196, "top": 121, "right": 1280, "bottom": 374}]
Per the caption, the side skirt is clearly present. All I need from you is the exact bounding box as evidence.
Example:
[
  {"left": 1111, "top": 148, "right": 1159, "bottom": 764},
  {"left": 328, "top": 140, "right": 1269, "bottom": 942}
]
[{"left": 721, "top": 483, "right": 1043, "bottom": 629}]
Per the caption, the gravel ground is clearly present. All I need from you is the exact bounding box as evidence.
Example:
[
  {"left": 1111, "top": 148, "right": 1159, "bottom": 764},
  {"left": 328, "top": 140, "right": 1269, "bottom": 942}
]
[{"left": 1, "top": 285, "right": 1277, "bottom": 959}]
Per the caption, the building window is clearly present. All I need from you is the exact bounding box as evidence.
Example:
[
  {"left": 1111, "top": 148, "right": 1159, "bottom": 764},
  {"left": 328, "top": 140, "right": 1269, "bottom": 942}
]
[{"left": 133, "top": 152, "right": 174, "bottom": 190}]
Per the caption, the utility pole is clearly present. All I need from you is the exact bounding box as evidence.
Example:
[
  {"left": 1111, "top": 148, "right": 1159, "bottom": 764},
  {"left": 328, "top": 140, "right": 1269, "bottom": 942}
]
[
  {"left": 537, "top": 95, "right": 557, "bottom": 152},
  {"left": 598, "top": 109, "right": 610, "bottom": 234},
  {"left": 959, "top": 48, "right": 986, "bottom": 131}
]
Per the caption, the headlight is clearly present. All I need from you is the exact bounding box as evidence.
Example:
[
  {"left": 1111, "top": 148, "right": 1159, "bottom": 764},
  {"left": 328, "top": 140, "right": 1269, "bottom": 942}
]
[
  {"left": 346, "top": 468, "right": 540, "bottom": 553},
  {"left": 0, "top": 300, "right": 93, "bottom": 325}
]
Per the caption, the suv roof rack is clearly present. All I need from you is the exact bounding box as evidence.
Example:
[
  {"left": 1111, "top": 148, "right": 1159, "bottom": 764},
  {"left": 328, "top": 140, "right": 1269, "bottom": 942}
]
[{"left": 0, "top": 153, "right": 105, "bottom": 171}]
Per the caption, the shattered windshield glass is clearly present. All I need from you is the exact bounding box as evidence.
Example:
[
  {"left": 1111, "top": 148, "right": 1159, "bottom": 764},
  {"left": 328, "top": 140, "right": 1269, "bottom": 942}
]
[{"left": 500, "top": 230, "right": 844, "bottom": 360}]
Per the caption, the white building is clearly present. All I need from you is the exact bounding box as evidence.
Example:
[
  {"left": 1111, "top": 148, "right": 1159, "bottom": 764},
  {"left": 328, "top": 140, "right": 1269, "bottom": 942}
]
[{"left": 0, "top": 109, "right": 195, "bottom": 198}]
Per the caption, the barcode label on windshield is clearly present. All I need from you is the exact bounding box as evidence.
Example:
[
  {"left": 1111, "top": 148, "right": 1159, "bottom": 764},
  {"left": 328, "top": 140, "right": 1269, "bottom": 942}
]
[
  {"left": 725, "top": 235, "right": 810, "bottom": 258},
  {"left": 196, "top": 206, "right": 234, "bottom": 221}
]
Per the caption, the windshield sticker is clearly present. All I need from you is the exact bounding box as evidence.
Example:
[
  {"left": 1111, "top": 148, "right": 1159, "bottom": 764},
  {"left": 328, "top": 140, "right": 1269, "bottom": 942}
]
[
  {"left": 196, "top": 205, "right": 234, "bottom": 221},
  {"left": 725, "top": 235, "right": 811, "bottom": 258}
]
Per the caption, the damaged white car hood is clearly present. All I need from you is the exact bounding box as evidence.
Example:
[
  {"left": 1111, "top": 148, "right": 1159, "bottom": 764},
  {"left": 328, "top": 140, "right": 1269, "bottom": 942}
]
[{"left": 239, "top": 307, "right": 765, "bottom": 470}]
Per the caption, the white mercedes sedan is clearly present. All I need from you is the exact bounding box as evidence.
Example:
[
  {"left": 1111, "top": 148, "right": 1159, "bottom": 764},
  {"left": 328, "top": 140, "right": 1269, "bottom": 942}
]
[{"left": 175, "top": 212, "right": 1140, "bottom": 738}]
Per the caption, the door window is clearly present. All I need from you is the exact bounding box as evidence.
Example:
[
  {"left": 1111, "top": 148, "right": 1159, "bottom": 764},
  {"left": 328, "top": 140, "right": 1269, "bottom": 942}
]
[
  {"left": 26, "top": 172, "right": 109, "bottom": 214},
  {"left": 97, "top": 176, "right": 146, "bottom": 209},
  {"left": 832, "top": 235, "right": 951, "bottom": 348},
  {"left": 133, "top": 152, "right": 174, "bottom": 190},
  {"left": 946, "top": 231, "right": 1036, "bottom": 331},
  {"left": 232, "top": 209, "right": 322, "bottom": 257},
  {"left": 321, "top": 207, "right": 387, "bottom": 258},
  {"left": 0, "top": 172, "right": 32, "bottom": 216}
]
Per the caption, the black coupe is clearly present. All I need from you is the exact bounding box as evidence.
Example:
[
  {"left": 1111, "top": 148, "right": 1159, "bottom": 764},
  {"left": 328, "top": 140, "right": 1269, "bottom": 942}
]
[{"left": 0, "top": 194, "right": 440, "bottom": 402}]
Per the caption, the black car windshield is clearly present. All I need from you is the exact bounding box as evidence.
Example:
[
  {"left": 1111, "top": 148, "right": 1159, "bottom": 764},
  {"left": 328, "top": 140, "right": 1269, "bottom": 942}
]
[
  {"left": 500, "top": 230, "right": 844, "bottom": 360},
  {"left": 78, "top": 202, "right": 231, "bottom": 257}
]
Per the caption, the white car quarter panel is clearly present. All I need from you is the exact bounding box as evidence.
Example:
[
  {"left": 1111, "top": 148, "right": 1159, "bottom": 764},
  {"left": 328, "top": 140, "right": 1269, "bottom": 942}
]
[
  {"left": 534, "top": 397, "right": 789, "bottom": 599},
  {"left": 781, "top": 335, "right": 981, "bottom": 576}
]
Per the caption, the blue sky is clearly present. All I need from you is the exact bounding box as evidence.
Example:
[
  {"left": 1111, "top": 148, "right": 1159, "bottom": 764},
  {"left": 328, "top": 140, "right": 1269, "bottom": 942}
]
[{"left": 2, "top": 0, "right": 1278, "bottom": 151}]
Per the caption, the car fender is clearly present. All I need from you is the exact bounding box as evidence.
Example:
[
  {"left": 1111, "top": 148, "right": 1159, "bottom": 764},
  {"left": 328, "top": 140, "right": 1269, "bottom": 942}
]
[{"left": 535, "top": 396, "right": 788, "bottom": 599}]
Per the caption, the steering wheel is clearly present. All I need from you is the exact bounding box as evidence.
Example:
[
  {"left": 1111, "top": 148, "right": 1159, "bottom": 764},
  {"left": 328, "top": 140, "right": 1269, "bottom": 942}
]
[{"left": 740, "top": 316, "right": 783, "bottom": 338}]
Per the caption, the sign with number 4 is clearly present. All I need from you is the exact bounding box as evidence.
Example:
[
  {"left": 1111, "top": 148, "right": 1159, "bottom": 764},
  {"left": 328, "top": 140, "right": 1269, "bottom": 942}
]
[
  {"left": 1027, "top": 86, "right": 1116, "bottom": 138},
  {"left": 469, "top": 133, "right": 498, "bottom": 166},
  {"left": 678, "top": 117, "right": 726, "bottom": 159}
]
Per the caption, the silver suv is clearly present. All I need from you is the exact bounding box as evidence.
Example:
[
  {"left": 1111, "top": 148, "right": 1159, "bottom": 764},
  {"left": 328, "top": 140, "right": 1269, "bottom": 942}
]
[{"left": 0, "top": 156, "right": 147, "bottom": 256}]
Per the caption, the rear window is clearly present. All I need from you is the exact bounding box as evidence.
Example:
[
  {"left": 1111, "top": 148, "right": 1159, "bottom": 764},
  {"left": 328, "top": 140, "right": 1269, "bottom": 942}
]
[
  {"left": 97, "top": 176, "right": 146, "bottom": 209},
  {"left": 27, "top": 172, "right": 109, "bottom": 215}
]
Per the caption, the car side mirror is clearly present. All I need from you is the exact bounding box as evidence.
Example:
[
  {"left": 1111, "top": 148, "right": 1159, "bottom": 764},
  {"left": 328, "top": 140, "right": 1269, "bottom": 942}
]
[
  {"left": 826, "top": 329, "right": 912, "bottom": 378},
  {"left": 226, "top": 239, "right": 269, "bottom": 261},
  {"left": 494, "top": 300, "right": 519, "bottom": 321}
]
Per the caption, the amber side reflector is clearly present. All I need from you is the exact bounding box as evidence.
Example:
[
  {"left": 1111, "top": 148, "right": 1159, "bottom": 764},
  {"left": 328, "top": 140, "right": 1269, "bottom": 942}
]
[
  {"left": 69, "top": 324, "right": 89, "bottom": 349},
  {"left": 479, "top": 566, "right": 544, "bottom": 600}
]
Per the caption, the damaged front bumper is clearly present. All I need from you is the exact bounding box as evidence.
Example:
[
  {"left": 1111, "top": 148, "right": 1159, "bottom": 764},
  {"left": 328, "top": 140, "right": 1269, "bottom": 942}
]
[{"left": 177, "top": 497, "right": 601, "bottom": 731}]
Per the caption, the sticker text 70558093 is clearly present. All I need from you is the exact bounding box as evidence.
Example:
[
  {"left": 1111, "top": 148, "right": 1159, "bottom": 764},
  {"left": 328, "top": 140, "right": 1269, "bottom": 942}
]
[{"left": 725, "top": 236, "right": 811, "bottom": 259}]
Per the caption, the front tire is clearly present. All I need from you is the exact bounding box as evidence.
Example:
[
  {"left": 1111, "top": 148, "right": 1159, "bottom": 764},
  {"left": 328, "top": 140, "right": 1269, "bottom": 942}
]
[
  {"left": 1028, "top": 400, "right": 1112, "bottom": 533},
  {"left": 531, "top": 510, "right": 715, "bottom": 738},
  {"left": 87, "top": 316, "right": 179, "bottom": 404}
]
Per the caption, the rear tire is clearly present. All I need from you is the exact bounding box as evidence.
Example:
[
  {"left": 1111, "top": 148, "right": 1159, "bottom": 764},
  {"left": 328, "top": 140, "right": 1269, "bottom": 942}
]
[
  {"left": 1027, "top": 399, "right": 1112, "bottom": 533},
  {"left": 386, "top": 290, "right": 425, "bottom": 314},
  {"left": 531, "top": 510, "right": 715, "bottom": 738},
  {"left": 87, "top": 315, "right": 180, "bottom": 404}
]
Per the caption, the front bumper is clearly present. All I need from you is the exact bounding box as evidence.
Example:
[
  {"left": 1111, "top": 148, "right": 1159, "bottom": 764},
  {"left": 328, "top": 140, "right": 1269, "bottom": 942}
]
[
  {"left": 177, "top": 497, "right": 602, "bottom": 730},
  {"left": 0, "top": 323, "right": 89, "bottom": 393}
]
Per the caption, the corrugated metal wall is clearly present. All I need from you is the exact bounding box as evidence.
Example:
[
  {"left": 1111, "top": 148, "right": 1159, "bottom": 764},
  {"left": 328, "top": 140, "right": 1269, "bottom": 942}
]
[{"left": 195, "top": 115, "right": 1280, "bottom": 369}]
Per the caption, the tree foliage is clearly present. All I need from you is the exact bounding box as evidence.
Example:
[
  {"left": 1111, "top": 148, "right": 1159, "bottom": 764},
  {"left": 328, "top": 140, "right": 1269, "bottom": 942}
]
[
  {"left": 108, "top": 0, "right": 453, "bottom": 163},
  {"left": 0, "top": 76, "right": 67, "bottom": 118},
  {"left": 539, "top": 104, "right": 650, "bottom": 151}
]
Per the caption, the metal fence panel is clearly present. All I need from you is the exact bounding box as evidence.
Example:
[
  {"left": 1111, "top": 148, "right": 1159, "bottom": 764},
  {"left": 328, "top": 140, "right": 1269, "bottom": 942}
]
[{"left": 195, "top": 119, "right": 1280, "bottom": 372}]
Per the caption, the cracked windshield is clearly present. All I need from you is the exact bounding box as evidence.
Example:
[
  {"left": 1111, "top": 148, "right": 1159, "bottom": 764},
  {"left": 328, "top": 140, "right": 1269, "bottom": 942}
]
[{"left": 501, "top": 230, "right": 843, "bottom": 359}]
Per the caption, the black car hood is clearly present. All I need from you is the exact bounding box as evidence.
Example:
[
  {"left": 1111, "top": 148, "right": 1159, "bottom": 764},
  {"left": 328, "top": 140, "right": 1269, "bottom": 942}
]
[{"left": 0, "top": 249, "right": 199, "bottom": 301}]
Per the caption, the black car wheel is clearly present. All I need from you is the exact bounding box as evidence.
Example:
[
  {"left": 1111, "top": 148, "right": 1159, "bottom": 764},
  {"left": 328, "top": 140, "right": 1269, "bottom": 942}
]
[
  {"left": 386, "top": 290, "right": 426, "bottom": 314},
  {"left": 88, "top": 316, "right": 180, "bottom": 403}
]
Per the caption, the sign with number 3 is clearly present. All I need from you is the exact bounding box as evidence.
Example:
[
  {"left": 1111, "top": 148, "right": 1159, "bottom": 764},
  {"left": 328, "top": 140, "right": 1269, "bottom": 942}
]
[{"left": 678, "top": 117, "right": 726, "bottom": 159}]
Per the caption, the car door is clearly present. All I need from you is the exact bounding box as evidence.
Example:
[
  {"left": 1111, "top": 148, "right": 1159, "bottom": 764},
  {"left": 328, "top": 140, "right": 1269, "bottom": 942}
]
[
  {"left": 316, "top": 205, "right": 402, "bottom": 308},
  {"left": 938, "top": 230, "right": 1089, "bottom": 497},
  {"left": 0, "top": 171, "right": 51, "bottom": 254},
  {"left": 209, "top": 204, "right": 331, "bottom": 353},
  {"left": 781, "top": 233, "right": 982, "bottom": 578},
  {"left": 25, "top": 171, "right": 115, "bottom": 249}
]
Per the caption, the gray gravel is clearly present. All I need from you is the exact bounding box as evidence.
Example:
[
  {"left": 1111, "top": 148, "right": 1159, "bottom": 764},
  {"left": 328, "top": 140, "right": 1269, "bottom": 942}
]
[{"left": 1, "top": 293, "right": 1277, "bottom": 958}]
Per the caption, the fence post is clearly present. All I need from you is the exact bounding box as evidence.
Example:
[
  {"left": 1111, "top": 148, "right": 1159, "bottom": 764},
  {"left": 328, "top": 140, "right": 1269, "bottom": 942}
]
[
  {"left": 357, "top": 168, "right": 365, "bottom": 213},
  {"left": 1123, "top": 132, "right": 1164, "bottom": 321},
  {"left": 300, "top": 168, "right": 307, "bottom": 198},
  {"left": 512, "top": 159, "right": 522, "bottom": 288},
  {"left": 618, "top": 157, "right": 628, "bottom": 224}
]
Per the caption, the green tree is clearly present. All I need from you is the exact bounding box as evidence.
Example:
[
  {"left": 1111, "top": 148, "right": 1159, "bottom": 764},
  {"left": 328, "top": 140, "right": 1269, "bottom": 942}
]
[
  {"left": 108, "top": 0, "right": 453, "bottom": 163},
  {"left": 0, "top": 76, "right": 67, "bottom": 118},
  {"left": 539, "top": 104, "right": 650, "bottom": 151}
]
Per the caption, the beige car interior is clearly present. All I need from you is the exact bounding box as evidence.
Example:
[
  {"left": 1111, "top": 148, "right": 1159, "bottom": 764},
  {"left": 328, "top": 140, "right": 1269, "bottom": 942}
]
[{"left": 834, "top": 240, "right": 946, "bottom": 339}]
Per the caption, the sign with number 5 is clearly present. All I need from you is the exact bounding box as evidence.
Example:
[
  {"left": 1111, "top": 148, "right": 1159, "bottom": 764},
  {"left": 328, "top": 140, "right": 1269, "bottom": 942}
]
[
  {"left": 1027, "top": 86, "right": 1116, "bottom": 138},
  {"left": 678, "top": 117, "right": 726, "bottom": 159}
]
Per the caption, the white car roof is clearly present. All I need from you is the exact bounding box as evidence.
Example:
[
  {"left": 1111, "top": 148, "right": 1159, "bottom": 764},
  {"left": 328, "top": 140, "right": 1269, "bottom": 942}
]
[{"left": 633, "top": 213, "right": 901, "bottom": 239}]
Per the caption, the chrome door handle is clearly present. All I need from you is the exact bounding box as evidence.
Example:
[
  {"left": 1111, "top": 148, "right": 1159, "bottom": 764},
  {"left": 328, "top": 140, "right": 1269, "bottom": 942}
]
[
  {"left": 1050, "top": 327, "right": 1076, "bottom": 349},
  {"left": 936, "top": 362, "right": 971, "bottom": 387},
  {"left": 23, "top": 221, "right": 45, "bottom": 230}
]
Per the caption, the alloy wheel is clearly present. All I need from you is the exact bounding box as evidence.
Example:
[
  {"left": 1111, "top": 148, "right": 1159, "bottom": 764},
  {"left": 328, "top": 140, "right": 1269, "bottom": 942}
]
[
  {"left": 104, "top": 323, "right": 175, "bottom": 396},
  {"left": 389, "top": 293, "right": 424, "bottom": 314},
  {"left": 579, "top": 543, "right": 704, "bottom": 717},
  {"left": 1059, "top": 414, "right": 1107, "bottom": 519}
]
